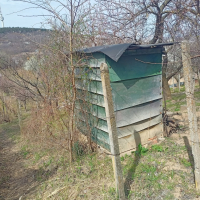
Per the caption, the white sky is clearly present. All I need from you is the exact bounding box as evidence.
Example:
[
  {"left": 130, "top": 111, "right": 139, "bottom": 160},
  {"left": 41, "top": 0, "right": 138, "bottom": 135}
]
[{"left": 1, "top": 0, "right": 49, "bottom": 28}]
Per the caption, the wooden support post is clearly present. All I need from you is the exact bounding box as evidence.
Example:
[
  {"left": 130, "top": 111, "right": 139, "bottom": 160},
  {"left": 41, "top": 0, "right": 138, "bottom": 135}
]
[
  {"left": 172, "top": 76, "right": 174, "bottom": 92},
  {"left": 179, "top": 73, "right": 180, "bottom": 92},
  {"left": 100, "top": 63, "right": 125, "bottom": 200},
  {"left": 181, "top": 41, "right": 200, "bottom": 190}
]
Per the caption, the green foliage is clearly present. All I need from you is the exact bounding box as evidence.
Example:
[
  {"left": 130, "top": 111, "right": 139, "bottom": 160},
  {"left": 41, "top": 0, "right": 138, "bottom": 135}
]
[
  {"left": 108, "top": 187, "right": 116, "bottom": 196},
  {"left": 120, "top": 156, "right": 125, "bottom": 161},
  {"left": 151, "top": 144, "right": 163, "bottom": 152},
  {"left": 180, "top": 158, "right": 192, "bottom": 167},
  {"left": 135, "top": 143, "right": 148, "bottom": 156},
  {"left": 21, "top": 145, "right": 29, "bottom": 158}
]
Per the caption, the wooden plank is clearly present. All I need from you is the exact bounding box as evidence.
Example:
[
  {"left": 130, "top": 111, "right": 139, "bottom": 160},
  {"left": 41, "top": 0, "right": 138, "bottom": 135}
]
[
  {"left": 111, "top": 75, "right": 162, "bottom": 110},
  {"left": 107, "top": 53, "right": 162, "bottom": 82}
]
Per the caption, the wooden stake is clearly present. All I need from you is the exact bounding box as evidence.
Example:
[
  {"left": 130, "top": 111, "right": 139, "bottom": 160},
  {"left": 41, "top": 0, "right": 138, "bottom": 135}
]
[
  {"left": 181, "top": 40, "right": 200, "bottom": 190},
  {"left": 100, "top": 63, "right": 125, "bottom": 200},
  {"left": 179, "top": 73, "right": 180, "bottom": 92}
]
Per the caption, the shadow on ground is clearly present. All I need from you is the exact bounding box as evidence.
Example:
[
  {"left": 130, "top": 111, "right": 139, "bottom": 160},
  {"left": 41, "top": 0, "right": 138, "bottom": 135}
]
[{"left": 124, "top": 131, "right": 141, "bottom": 197}]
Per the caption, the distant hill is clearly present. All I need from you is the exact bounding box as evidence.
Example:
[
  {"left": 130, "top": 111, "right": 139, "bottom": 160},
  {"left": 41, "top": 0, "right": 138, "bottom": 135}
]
[
  {"left": 0, "top": 27, "right": 49, "bottom": 34},
  {"left": 0, "top": 27, "right": 50, "bottom": 56}
]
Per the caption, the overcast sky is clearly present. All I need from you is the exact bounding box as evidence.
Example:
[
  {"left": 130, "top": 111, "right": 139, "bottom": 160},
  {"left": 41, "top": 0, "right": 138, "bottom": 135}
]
[{"left": 1, "top": 0, "right": 49, "bottom": 28}]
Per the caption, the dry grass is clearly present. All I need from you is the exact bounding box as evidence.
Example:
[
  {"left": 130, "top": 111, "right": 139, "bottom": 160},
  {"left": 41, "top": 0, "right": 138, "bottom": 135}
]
[{"left": 1, "top": 116, "right": 200, "bottom": 200}]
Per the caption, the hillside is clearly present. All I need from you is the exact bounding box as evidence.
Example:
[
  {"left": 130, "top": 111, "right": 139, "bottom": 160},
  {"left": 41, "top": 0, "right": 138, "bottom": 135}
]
[{"left": 0, "top": 27, "right": 50, "bottom": 56}]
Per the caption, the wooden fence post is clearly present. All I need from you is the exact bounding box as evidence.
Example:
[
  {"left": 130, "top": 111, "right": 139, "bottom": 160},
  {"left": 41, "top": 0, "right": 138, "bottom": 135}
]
[
  {"left": 181, "top": 40, "right": 200, "bottom": 190},
  {"left": 100, "top": 63, "right": 125, "bottom": 199}
]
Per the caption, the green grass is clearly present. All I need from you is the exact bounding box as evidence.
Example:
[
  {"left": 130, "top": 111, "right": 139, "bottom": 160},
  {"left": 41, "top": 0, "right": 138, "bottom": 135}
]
[
  {"left": 180, "top": 158, "right": 192, "bottom": 167},
  {"left": 166, "top": 86, "right": 200, "bottom": 111},
  {"left": 151, "top": 144, "right": 164, "bottom": 152},
  {"left": 20, "top": 145, "right": 30, "bottom": 158}
]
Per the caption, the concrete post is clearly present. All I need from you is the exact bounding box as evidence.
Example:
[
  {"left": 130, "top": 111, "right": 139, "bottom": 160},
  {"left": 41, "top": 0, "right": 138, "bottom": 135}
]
[
  {"left": 182, "top": 40, "right": 200, "bottom": 190},
  {"left": 100, "top": 63, "right": 125, "bottom": 199}
]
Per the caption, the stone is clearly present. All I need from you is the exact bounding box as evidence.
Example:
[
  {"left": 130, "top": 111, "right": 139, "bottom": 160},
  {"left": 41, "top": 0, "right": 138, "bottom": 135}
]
[
  {"left": 158, "top": 137, "right": 165, "bottom": 142},
  {"left": 173, "top": 115, "right": 183, "bottom": 121},
  {"left": 180, "top": 105, "right": 187, "bottom": 113}
]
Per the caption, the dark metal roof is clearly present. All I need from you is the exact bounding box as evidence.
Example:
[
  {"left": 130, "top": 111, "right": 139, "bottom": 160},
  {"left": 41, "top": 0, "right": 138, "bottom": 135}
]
[{"left": 80, "top": 42, "right": 174, "bottom": 62}]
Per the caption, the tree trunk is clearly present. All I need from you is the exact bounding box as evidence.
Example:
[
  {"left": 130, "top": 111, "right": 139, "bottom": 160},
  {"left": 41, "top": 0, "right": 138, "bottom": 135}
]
[
  {"left": 162, "top": 52, "right": 171, "bottom": 99},
  {"left": 163, "top": 72, "right": 171, "bottom": 99},
  {"left": 198, "top": 69, "right": 200, "bottom": 88}
]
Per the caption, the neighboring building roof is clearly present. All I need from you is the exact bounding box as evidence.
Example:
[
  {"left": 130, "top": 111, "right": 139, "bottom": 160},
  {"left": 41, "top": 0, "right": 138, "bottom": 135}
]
[{"left": 80, "top": 42, "right": 174, "bottom": 62}]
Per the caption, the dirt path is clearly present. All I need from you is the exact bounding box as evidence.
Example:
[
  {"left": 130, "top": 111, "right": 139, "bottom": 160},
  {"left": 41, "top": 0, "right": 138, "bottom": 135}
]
[{"left": 0, "top": 122, "right": 39, "bottom": 200}]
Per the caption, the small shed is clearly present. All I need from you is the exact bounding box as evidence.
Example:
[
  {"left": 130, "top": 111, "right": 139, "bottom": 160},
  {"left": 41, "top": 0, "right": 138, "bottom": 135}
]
[{"left": 76, "top": 43, "right": 173, "bottom": 153}]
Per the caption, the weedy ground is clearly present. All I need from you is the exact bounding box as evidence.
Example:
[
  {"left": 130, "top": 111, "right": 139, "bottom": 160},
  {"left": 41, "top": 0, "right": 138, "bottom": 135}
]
[
  {"left": 1, "top": 87, "right": 200, "bottom": 199},
  {"left": 167, "top": 85, "right": 200, "bottom": 112}
]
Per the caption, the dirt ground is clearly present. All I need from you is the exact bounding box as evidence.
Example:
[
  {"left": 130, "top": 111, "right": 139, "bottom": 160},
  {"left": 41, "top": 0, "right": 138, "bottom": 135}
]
[{"left": 0, "top": 122, "right": 41, "bottom": 200}]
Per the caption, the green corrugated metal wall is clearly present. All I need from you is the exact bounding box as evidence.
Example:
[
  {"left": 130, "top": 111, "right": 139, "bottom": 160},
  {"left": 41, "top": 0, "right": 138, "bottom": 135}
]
[{"left": 76, "top": 48, "right": 163, "bottom": 151}]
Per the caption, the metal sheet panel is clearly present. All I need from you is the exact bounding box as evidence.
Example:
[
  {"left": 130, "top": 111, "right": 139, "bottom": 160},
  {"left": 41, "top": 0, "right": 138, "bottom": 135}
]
[
  {"left": 77, "top": 119, "right": 110, "bottom": 150},
  {"left": 76, "top": 101, "right": 162, "bottom": 132},
  {"left": 87, "top": 52, "right": 105, "bottom": 68},
  {"left": 76, "top": 79, "right": 103, "bottom": 95},
  {"left": 117, "top": 114, "right": 162, "bottom": 138},
  {"left": 77, "top": 89, "right": 104, "bottom": 107},
  {"left": 76, "top": 109, "right": 108, "bottom": 132},
  {"left": 115, "top": 99, "right": 162, "bottom": 127},
  {"left": 79, "top": 42, "right": 173, "bottom": 62},
  {"left": 107, "top": 54, "right": 162, "bottom": 82},
  {"left": 111, "top": 75, "right": 162, "bottom": 110},
  {"left": 76, "top": 101, "right": 106, "bottom": 120}
]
